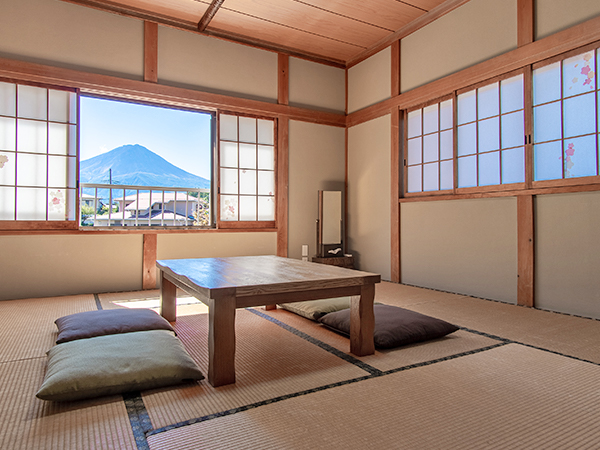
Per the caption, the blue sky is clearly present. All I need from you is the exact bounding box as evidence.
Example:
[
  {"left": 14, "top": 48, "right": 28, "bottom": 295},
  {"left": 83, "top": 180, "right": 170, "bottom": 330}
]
[{"left": 79, "top": 96, "right": 213, "bottom": 179}]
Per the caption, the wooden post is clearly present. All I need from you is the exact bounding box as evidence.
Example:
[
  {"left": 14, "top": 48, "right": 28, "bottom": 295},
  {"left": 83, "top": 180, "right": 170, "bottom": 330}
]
[
  {"left": 517, "top": 195, "right": 535, "bottom": 307},
  {"left": 142, "top": 233, "right": 157, "bottom": 289},
  {"left": 517, "top": 0, "right": 534, "bottom": 47},
  {"left": 144, "top": 21, "right": 158, "bottom": 83}
]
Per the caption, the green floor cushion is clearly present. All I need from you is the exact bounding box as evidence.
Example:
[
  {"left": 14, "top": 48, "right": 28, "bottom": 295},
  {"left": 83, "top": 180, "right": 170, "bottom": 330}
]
[
  {"left": 37, "top": 330, "right": 204, "bottom": 401},
  {"left": 279, "top": 297, "right": 351, "bottom": 321},
  {"left": 55, "top": 308, "right": 175, "bottom": 344},
  {"left": 318, "top": 304, "right": 459, "bottom": 349}
]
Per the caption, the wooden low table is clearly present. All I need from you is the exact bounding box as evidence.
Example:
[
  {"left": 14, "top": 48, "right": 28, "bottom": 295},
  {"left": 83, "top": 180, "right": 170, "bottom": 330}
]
[{"left": 156, "top": 255, "right": 381, "bottom": 387}]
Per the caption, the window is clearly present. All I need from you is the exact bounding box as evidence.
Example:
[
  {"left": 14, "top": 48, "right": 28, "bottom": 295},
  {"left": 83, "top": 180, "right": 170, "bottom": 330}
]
[
  {"left": 533, "top": 48, "right": 599, "bottom": 182},
  {"left": 218, "top": 113, "right": 276, "bottom": 224},
  {"left": 0, "top": 81, "right": 77, "bottom": 222}
]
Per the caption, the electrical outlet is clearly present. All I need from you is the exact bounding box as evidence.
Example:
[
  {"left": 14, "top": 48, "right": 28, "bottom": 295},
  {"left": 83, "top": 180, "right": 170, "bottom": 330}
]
[{"left": 301, "top": 244, "right": 308, "bottom": 257}]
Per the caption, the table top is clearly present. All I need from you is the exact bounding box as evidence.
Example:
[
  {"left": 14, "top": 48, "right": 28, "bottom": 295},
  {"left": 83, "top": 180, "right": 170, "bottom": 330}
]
[{"left": 156, "top": 255, "right": 380, "bottom": 298}]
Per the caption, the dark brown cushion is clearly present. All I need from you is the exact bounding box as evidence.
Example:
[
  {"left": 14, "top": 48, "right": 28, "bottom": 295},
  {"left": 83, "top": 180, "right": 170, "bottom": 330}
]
[
  {"left": 55, "top": 308, "right": 174, "bottom": 344},
  {"left": 318, "top": 304, "right": 459, "bottom": 349}
]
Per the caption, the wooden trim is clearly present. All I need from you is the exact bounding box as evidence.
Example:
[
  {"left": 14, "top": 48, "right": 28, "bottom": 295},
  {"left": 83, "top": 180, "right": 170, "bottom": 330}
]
[
  {"left": 344, "top": 126, "right": 349, "bottom": 255},
  {"left": 390, "top": 108, "right": 401, "bottom": 283},
  {"left": 531, "top": 40, "right": 600, "bottom": 71},
  {"left": 517, "top": 195, "right": 534, "bottom": 307},
  {"left": 347, "top": 0, "right": 471, "bottom": 68},
  {"left": 517, "top": 0, "right": 534, "bottom": 48},
  {"left": 0, "top": 221, "right": 78, "bottom": 231},
  {"left": 278, "top": 54, "right": 289, "bottom": 106},
  {"left": 143, "top": 21, "right": 158, "bottom": 83},
  {"left": 198, "top": 0, "right": 225, "bottom": 32},
  {"left": 532, "top": 175, "right": 600, "bottom": 189},
  {"left": 523, "top": 65, "right": 533, "bottom": 188},
  {"left": 142, "top": 233, "right": 158, "bottom": 289},
  {"left": 0, "top": 57, "right": 346, "bottom": 128},
  {"left": 276, "top": 117, "right": 289, "bottom": 257},
  {"left": 0, "top": 227, "right": 278, "bottom": 236},
  {"left": 391, "top": 40, "right": 400, "bottom": 97},
  {"left": 216, "top": 221, "right": 277, "bottom": 229}
]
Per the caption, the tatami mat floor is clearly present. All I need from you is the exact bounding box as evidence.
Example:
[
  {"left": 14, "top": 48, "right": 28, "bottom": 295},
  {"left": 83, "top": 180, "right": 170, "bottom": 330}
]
[{"left": 1, "top": 282, "right": 599, "bottom": 449}]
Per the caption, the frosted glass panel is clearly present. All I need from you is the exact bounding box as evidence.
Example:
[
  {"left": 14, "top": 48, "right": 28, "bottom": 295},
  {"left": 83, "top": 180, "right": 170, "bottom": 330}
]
[
  {"left": 423, "top": 162, "right": 439, "bottom": 191},
  {"left": 258, "top": 171, "right": 275, "bottom": 195},
  {"left": 0, "top": 117, "right": 16, "bottom": 151},
  {"left": 239, "top": 117, "right": 256, "bottom": 143},
  {"left": 407, "top": 137, "right": 422, "bottom": 165},
  {"left": 48, "top": 123, "right": 68, "bottom": 155},
  {"left": 533, "top": 62, "right": 561, "bottom": 105},
  {"left": 49, "top": 90, "right": 71, "bottom": 123},
  {"left": 563, "top": 93, "right": 595, "bottom": 138},
  {"left": 220, "top": 114, "right": 237, "bottom": 141},
  {"left": 239, "top": 143, "right": 256, "bottom": 169},
  {"left": 564, "top": 135, "right": 597, "bottom": 178},
  {"left": 423, "top": 134, "right": 439, "bottom": 163},
  {"left": 239, "top": 196, "right": 256, "bottom": 220},
  {"left": 239, "top": 169, "right": 256, "bottom": 195},
  {"left": 258, "top": 196, "right": 274, "bottom": 221},
  {"left": 220, "top": 168, "right": 238, "bottom": 194},
  {"left": 501, "top": 75, "right": 524, "bottom": 113},
  {"left": 563, "top": 52, "right": 596, "bottom": 98},
  {"left": 68, "top": 125, "right": 77, "bottom": 156},
  {"left": 440, "top": 99, "right": 453, "bottom": 130},
  {"left": 478, "top": 82, "right": 499, "bottom": 119},
  {"left": 458, "top": 155, "right": 477, "bottom": 188},
  {"left": 502, "top": 147, "right": 525, "bottom": 184},
  {"left": 18, "top": 119, "right": 47, "bottom": 153},
  {"left": 478, "top": 117, "right": 500, "bottom": 152},
  {"left": 533, "top": 102, "right": 561, "bottom": 143},
  {"left": 423, "top": 104, "right": 438, "bottom": 134},
  {"left": 440, "top": 160, "right": 453, "bottom": 190},
  {"left": 47, "top": 188, "right": 67, "bottom": 220},
  {"left": 407, "top": 109, "right": 422, "bottom": 138},
  {"left": 0, "top": 186, "right": 15, "bottom": 219},
  {"left": 457, "top": 123, "right": 476, "bottom": 156},
  {"left": 458, "top": 90, "right": 476, "bottom": 125},
  {"left": 17, "top": 153, "right": 46, "bottom": 187},
  {"left": 18, "top": 85, "right": 47, "bottom": 120},
  {"left": 257, "top": 119, "right": 274, "bottom": 145},
  {"left": 501, "top": 111, "right": 525, "bottom": 149},
  {"left": 407, "top": 165, "right": 421, "bottom": 193},
  {"left": 0, "top": 82, "right": 16, "bottom": 116},
  {"left": 257, "top": 145, "right": 274, "bottom": 170},
  {"left": 220, "top": 141, "right": 238, "bottom": 167},
  {"left": 534, "top": 141, "right": 562, "bottom": 181},
  {"left": 478, "top": 151, "right": 500, "bottom": 186},
  {"left": 440, "top": 130, "right": 453, "bottom": 160},
  {"left": 16, "top": 187, "right": 46, "bottom": 220},
  {"left": 0, "top": 151, "right": 15, "bottom": 185},
  {"left": 48, "top": 156, "right": 70, "bottom": 188},
  {"left": 220, "top": 195, "right": 238, "bottom": 221}
]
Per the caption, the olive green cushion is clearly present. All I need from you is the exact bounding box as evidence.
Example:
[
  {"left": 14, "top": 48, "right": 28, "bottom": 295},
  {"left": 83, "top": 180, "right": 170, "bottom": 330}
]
[
  {"left": 37, "top": 330, "right": 204, "bottom": 401},
  {"left": 279, "top": 297, "right": 351, "bottom": 321}
]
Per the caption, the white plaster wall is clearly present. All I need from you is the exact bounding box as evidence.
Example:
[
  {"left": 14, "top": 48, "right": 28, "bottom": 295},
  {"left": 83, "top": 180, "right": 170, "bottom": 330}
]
[
  {"left": 158, "top": 26, "right": 277, "bottom": 102},
  {"left": 536, "top": 0, "right": 600, "bottom": 40},
  {"left": 0, "top": 0, "right": 143, "bottom": 79},
  {"left": 401, "top": 198, "right": 518, "bottom": 303},
  {"left": 288, "top": 121, "right": 346, "bottom": 260},
  {"left": 347, "top": 115, "right": 391, "bottom": 280},
  {"left": 347, "top": 48, "right": 391, "bottom": 113},
  {"left": 401, "top": 0, "right": 517, "bottom": 92},
  {"left": 289, "top": 58, "right": 345, "bottom": 113}
]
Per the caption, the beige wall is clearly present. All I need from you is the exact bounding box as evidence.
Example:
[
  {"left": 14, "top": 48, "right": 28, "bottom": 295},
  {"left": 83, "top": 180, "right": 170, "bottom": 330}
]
[
  {"left": 0, "top": 0, "right": 143, "bottom": 79},
  {"left": 347, "top": 115, "right": 391, "bottom": 280},
  {"left": 289, "top": 58, "right": 345, "bottom": 113},
  {"left": 288, "top": 121, "right": 346, "bottom": 260},
  {"left": 401, "top": 0, "right": 517, "bottom": 92},
  {"left": 536, "top": 0, "right": 600, "bottom": 40},
  {"left": 0, "top": 234, "right": 143, "bottom": 300},
  {"left": 348, "top": 48, "right": 391, "bottom": 113},
  {"left": 535, "top": 192, "right": 600, "bottom": 319},
  {"left": 401, "top": 198, "right": 518, "bottom": 303},
  {"left": 158, "top": 26, "right": 277, "bottom": 102}
]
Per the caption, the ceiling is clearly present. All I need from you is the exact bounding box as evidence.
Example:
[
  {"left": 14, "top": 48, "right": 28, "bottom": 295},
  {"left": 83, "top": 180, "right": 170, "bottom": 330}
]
[{"left": 66, "top": 0, "right": 457, "bottom": 67}]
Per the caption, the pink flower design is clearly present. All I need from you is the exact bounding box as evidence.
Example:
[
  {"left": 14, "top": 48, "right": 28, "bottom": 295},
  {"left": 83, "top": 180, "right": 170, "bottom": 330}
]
[
  {"left": 581, "top": 65, "right": 591, "bottom": 76},
  {"left": 566, "top": 143, "right": 575, "bottom": 157}
]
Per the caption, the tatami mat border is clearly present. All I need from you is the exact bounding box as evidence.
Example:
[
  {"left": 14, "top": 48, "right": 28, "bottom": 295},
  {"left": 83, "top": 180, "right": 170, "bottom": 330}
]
[
  {"left": 94, "top": 293, "right": 103, "bottom": 310},
  {"left": 123, "top": 391, "right": 152, "bottom": 450}
]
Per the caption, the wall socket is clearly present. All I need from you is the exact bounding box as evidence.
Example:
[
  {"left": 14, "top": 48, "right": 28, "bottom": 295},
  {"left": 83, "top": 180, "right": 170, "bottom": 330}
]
[{"left": 301, "top": 244, "right": 309, "bottom": 257}]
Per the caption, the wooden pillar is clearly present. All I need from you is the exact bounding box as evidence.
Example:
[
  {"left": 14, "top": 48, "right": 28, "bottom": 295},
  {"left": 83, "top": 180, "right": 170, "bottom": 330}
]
[
  {"left": 517, "top": 195, "right": 535, "bottom": 307},
  {"left": 277, "top": 53, "right": 289, "bottom": 257},
  {"left": 142, "top": 233, "right": 157, "bottom": 289},
  {"left": 144, "top": 21, "right": 158, "bottom": 83},
  {"left": 391, "top": 40, "right": 401, "bottom": 283},
  {"left": 517, "top": 0, "right": 534, "bottom": 47}
]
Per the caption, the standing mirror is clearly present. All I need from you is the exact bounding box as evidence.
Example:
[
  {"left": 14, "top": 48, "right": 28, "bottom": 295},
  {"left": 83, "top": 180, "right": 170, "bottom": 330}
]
[{"left": 317, "top": 190, "right": 343, "bottom": 257}]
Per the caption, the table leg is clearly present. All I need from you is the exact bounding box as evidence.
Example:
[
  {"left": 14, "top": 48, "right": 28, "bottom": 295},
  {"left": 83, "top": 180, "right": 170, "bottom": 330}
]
[
  {"left": 350, "top": 284, "right": 375, "bottom": 356},
  {"left": 160, "top": 272, "right": 177, "bottom": 322},
  {"left": 264, "top": 304, "right": 277, "bottom": 310},
  {"left": 208, "top": 294, "right": 237, "bottom": 387}
]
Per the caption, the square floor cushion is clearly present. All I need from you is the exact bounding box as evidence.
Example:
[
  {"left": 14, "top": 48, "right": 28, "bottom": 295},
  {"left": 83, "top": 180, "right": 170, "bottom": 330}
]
[
  {"left": 279, "top": 297, "right": 351, "bottom": 321},
  {"left": 318, "top": 304, "right": 459, "bottom": 349},
  {"left": 55, "top": 308, "right": 175, "bottom": 344},
  {"left": 37, "top": 329, "right": 204, "bottom": 401}
]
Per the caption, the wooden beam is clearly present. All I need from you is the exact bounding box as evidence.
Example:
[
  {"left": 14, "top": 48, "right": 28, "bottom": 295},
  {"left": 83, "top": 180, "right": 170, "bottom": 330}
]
[
  {"left": 391, "top": 40, "right": 400, "bottom": 97},
  {"left": 390, "top": 108, "right": 401, "bottom": 283},
  {"left": 142, "top": 233, "right": 158, "bottom": 289},
  {"left": 278, "top": 53, "right": 289, "bottom": 105},
  {"left": 198, "top": 0, "right": 225, "bottom": 32},
  {"left": 276, "top": 117, "right": 289, "bottom": 257},
  {"left": 144, "top": 21, "right": 158, "bottom": 83},
  {"left": 517, "top": 195, "right": 535, "bottom": 307},
  {"left": 517, "top": 0, "right": 535, "bottom": 47}
]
